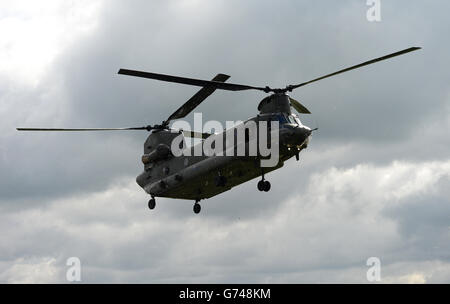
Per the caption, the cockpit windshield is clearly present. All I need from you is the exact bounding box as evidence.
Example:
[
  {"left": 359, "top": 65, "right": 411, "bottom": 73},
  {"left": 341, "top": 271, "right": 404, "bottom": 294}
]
[
  {"left": 274, "top": 113, "right": 301, "bottom": 126},
  {"left": 292, "top": 114, "right": 303, "bottom": 126},
  {"left": 286, "top": 115, "right": 297, "bottom": 124}
]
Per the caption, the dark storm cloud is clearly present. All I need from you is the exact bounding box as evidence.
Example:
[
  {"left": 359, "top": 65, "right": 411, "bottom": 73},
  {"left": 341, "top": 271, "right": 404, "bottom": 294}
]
[
  {"left": 3, "top": 159, "right": 449, "bottom": 283},
  {"left": 1, "top": 0, "right": 450, "bottom": 283}
]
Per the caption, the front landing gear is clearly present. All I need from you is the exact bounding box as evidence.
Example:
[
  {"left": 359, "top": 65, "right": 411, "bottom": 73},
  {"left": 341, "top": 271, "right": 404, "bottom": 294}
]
[
  {"left": 148, "top": 196, "right": 156, "bottom": 210},
  {"left": 193, "top": 200, "right": 201, "bottom": 214}
]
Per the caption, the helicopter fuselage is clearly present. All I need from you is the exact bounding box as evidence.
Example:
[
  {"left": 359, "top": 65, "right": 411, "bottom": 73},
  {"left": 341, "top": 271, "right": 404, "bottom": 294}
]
[{"left": 136, "top": 94, "right": 312, "bottom": 201}]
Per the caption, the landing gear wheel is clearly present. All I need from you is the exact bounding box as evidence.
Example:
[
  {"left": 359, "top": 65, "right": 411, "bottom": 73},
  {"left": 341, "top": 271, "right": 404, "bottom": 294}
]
[
  {"left": 193, "top": 203, "right": 201, "bottom": 214},
  {"left": 263, "top": 180, "right": 271, "bottom": 192},
  {"left": 257, "top": 180, "right": 265, "bottom": 191},
  {"left": 148, "top": 198, "right": 156, "bottom": 210}
]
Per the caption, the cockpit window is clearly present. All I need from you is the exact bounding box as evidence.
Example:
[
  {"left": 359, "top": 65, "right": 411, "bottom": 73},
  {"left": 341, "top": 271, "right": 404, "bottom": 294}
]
[
  {"left": 275, "top": 114, "right": 288, "bottom": 124},
  {"left": 287, "top": 115, "right": 297, "bottom": 124}
]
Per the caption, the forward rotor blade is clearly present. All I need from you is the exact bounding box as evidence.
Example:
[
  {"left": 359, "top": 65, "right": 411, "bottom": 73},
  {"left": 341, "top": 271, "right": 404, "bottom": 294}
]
[
  {"left": 166, "top": 73, "right": 230, "bottom": 122},
  {"left": 180, "top": 130, "right": 212, "bottom": 139},
  {"left": 288, "top": 47, "right": 421, "bottom": 90},
  {"left": 16, "top": 127, "right": 148, "bottom": 131},
  {"left": 118, "top": 69, "right": 266, "bottom": 92},
  {"left": 289, "top": 97, "right": 311, "bottom": 114}
]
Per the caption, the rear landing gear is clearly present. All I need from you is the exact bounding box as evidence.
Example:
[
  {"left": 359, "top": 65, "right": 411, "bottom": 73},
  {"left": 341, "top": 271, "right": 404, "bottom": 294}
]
[
  {"left": 193, "top": 200, "right": 201, "bottom": 214},
  {"left": 148, "top": 196, "right": 156, "bottom": 210},
  {"left": 257, "top": 169, "right": 271, "bottom": 192},
  {"left": 257, "top": 180, "right": 271, "bottom": 192}
]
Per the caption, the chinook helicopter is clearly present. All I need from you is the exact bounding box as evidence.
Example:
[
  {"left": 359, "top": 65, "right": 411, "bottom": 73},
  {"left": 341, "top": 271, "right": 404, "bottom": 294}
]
[{"left": 17, "top": 47, "right": 420, "bottom": 214}]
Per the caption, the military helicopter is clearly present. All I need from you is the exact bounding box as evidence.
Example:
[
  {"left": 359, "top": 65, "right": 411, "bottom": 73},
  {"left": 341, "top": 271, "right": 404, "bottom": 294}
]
[{"left": 17, "top": 47, "right": 420, "bottom": 214}]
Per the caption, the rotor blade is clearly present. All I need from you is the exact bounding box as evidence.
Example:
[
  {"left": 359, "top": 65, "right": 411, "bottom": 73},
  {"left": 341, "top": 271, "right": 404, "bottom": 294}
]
[
  {"left": 289, "top": 97, "right": 311, "bottom": 114},
  {"left": 288, "top": 47, "right": 421, "bottom": 90},
  {"left": 118, "top": 69, "right": 267, "bottom": 92},
  {"left": 166, "top": 73, "right": 230, "bottom": 122},
  {"left": 179, "top": 130, "right": 211, "bottom": 139},
  {"left": 16, "top": 127, "right": 148, "bottom": 131}
]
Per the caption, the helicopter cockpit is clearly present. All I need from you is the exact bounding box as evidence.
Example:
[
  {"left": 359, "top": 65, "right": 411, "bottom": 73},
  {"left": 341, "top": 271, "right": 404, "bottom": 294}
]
[{"left": 274, "top": 113, "right": 303, "bottom": 127}]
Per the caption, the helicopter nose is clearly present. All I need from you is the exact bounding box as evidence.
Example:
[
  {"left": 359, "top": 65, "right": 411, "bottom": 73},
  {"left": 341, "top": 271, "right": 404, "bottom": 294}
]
[
  {"left": 295, "top": 127, "right": 312, "bottom": 142},
  {"left": 280, "top": 126, "right": 312, "bottom": 146}
]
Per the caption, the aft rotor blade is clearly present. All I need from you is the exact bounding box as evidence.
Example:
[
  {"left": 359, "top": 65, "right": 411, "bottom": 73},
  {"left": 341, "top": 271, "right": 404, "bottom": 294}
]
[
  {"left": 288, "top": 47, "right": 421, "bottom": 90},
  {"left": 166, "top": 73, "right": 231, "bottom": 122},
  {"left": 289, "top": 97, "right": 311, "bottom": 114},
  {"left": 16, "top": 127, "right": 149, "bottom": 131},
  {"left": 118, "top": 69, "right": 266, "bottom": 92}
]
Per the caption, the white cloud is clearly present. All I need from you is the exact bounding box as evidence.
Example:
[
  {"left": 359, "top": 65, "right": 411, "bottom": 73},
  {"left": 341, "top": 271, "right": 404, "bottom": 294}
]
[
  {"left": 0, "top": 0, "right": 103, "bottom": 86},
  {"left": 386, "top": 272, "right": 428, "bottom": 284},
  {"left": 381, "top": 260, "right": 450, "bottom": 283},
  {"left": 0, "top": 257, "right": 61, "bottom": 283}
]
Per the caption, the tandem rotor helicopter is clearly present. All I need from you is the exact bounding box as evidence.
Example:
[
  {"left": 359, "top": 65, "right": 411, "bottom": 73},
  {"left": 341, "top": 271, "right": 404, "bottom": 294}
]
[{"left": 17, "top": 47, "right": 420, "bottom": 214}]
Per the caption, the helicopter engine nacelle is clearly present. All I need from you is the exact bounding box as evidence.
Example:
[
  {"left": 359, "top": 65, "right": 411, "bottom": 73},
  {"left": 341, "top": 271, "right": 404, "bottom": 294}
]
[{"left": 141, "top": 144, "right": 171, "bottom": 164}]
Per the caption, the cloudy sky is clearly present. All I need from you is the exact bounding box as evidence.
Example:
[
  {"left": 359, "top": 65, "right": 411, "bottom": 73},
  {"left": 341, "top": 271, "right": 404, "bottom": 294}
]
[{"left": 1, "top": 0, "right": 449, "bottom": 283}]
